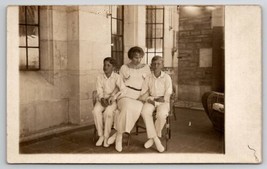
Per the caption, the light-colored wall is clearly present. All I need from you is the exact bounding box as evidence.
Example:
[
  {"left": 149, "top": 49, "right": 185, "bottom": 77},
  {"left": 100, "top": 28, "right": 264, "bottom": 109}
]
[
  {"left": 20, "top": 6, "right": 70, "bottom": 137},
  {"left": 20, "top": 6, "right": 111, "bottom": 137}
]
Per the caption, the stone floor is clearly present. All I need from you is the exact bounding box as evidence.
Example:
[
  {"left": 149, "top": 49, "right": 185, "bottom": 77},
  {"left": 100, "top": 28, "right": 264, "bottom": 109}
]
[{"left": 20, "top": 108, "right": 224, "bottom": 154}]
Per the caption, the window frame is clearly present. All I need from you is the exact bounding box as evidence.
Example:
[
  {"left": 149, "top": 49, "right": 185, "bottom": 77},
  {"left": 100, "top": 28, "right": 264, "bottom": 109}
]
[
  {"left": 111, "top": 5, "right": 124, "bottom": 70},
  {"left": 145, "top": 6, "right": 165, "bottom": 64},
  {"left": 19, "top": 6, "right": 41, "bottom": 71}
]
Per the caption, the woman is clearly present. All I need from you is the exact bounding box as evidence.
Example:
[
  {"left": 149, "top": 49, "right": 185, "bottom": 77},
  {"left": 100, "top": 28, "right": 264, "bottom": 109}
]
[{"left": 108, "top": 46, "right": 151, "bottom": 152}]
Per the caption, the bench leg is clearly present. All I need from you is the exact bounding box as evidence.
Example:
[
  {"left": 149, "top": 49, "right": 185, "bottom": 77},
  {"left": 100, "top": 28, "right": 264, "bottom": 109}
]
[{"left": 93, "top": 126, "right": 97, "bottom": 142}]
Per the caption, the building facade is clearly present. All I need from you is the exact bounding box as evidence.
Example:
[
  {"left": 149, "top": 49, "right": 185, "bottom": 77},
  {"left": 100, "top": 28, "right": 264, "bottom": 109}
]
[{"left": 14, "top": 5, "right": 224, "bottom": 141}]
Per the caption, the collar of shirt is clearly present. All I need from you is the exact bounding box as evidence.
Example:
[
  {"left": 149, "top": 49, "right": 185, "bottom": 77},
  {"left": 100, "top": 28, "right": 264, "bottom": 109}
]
[
  {"left": 103, "top": 72, "right": 115, "bottom": 79},
  {"left": 152, "top": 71, "right": 165, "bottom": 79}
]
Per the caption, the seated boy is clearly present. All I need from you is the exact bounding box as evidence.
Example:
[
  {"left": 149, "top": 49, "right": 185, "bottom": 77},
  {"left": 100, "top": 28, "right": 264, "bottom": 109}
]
[
  {"left": 92, "top": 57, "right": 126, "bottom": 147},
  {"left": 138, "top": 56, "right": 172, "bottom": 152}
]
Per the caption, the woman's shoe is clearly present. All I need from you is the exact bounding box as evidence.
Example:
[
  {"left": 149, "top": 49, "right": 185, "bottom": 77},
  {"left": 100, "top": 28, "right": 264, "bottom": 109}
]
[{"left": 115, "top": 133, "right": 123, "bottom": 152}]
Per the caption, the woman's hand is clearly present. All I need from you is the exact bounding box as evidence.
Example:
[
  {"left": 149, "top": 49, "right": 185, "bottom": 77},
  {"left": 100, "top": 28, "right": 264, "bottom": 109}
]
[{"left": 100, "top": 98, "right": 109, "bottom": 107}]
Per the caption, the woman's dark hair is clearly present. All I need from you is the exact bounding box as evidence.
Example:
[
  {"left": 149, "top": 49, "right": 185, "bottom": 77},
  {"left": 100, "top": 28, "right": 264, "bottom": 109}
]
[
  {"left": 103, "top": 57, "right": 117, "bottom": 67},
  {"left": 127, "top": 46, "right": 144, "bottom": 59}
]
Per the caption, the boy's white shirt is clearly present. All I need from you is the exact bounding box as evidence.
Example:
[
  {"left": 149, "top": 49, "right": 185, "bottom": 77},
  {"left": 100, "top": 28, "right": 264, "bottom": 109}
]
[
  {"left": 96, "top": 72, "right": 126, "bottom": 101},
  {"left": 140, "top": 71, "right": 173, "bottom": 104}
]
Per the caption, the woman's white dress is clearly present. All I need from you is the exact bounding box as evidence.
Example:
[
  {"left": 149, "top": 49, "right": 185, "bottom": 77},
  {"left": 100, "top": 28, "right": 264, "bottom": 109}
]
[{"left": 116, "top": 64, "right": 151, "bottom": 133}]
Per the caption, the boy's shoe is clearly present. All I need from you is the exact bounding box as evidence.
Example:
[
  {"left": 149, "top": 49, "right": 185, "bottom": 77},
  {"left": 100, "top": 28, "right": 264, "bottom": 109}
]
[
  {"left": 103, "top": 138, "right": 109, "bottom": 147},
  {"left": 154, "top": 137, "right": 165, "bottom": 153},
  {"left": 96, "top": 136, "right": 104, "bottom": 146},
  {"left": 144, "top": 139, "right": 154, "bottom": 149}
]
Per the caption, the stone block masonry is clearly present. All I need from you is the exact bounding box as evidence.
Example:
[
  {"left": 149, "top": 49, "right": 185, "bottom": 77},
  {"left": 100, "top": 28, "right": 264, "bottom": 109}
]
[{"left": 178, "top": 6, "right": 222, "bottom": 103}]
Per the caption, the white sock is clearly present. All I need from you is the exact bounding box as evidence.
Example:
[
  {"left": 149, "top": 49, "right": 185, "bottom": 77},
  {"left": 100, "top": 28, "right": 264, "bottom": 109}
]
[
  {"left": 154, "top": 137, "right": 165, "bottom": 153},
  {"left": 144, "top": 139, "right": 154, "bottom": 149},
  {"left": 115, "top": 133, "right": 123, "bottom": 152}
]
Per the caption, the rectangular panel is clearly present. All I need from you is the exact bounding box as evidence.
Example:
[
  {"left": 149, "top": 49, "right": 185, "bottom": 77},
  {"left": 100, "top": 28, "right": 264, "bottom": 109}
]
[
  {"left": 19, "top": 48, "right": 26, "bottom": 69},
  {"left": 155, "top": 39, "right": 163, "bottom": 51},
  {"left": 155, "top": 52, "right": 163, "bottom": 57},
  {"left": 146, "top": 24, "right": 153, "bottom": 38},
  {"left": 146, "top": 38, "right": 155, "bottom": 49},
  {"left": 19, "top": 26, "right": 26, "bottom": 46},
  {"left": 27, "top": 26, "right": 39, "bottom": 47},
  {"left": 28, "top": 48, "right": 39, "bottom": 69},
  {"left": 117, "top": 37, "right": 123, "bottom": 51},
  {"left": 111, "top": 6, "right": 117, "bottom": 19},
  {"left": 146, "top": 9, "right": 155, "bottom": 23},
  {"left": 156, "top": 9, "right": 164, "bottom": 23},
  {"left": 147, "top": 52, "right": 155, "bottom": 65},
  {"left": 19, "top": 6, "right": 26, "bottom": 24},
  {"left": 199, "top": 48, "right": 212, "bottom": 67},
  {"left": 112, "top": 36, "right": 118, "bottom": 51},
  {"left": 111, "top": 36, "right": 115, "bottom": 51},
  {"left": 26, "top": 6, "right": 38, "bottom": 25},
  {"left": 156, "top": 24, "right": 163, "bottom": 38},
  {"left": 112, "top": 19, "right": 117, "bottom": 34},
  {"left": 116, "top": 52, "right": 123, "bottom": 68},
  {"left": 117, "top": 6, "right": 123, "bottom": 20},
  {"left": 117, "top": 20, "right": 123, "bottom": 35}
]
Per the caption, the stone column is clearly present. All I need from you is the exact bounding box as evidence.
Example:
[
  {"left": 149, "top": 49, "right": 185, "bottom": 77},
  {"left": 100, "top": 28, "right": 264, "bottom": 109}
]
[
  {"left": 67, "top": 6, "right": 81, "bottom": 124},
  {"left": 78, "top": 6, "right": 111, "bottom": 124},
  {"left": 124, "top": 6, "right": 146, "bottom": 63},
  {"left": 67, "top": 6, "right": 111, "bottom": 124}
]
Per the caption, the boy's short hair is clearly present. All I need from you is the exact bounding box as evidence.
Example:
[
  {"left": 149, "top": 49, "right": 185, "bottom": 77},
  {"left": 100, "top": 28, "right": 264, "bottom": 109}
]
[
  {"left": 104, "top": 57, "right": 117, "bottom": 67},
  {"left": 151, "top": 55, "right": 164, "bottom": 63},
  {"left": 128, "top": 46, "right": 144, "bottom": 59}
]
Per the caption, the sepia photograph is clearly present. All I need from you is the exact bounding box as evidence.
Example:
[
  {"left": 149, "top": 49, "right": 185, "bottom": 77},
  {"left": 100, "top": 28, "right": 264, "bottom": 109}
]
[{"left": 6, "top": 4, "right": 261, "bottom": 163}]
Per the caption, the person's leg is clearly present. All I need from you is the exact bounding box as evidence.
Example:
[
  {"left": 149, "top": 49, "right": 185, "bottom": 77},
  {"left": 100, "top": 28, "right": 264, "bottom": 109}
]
[
  {"left": 151, "top": 103, "right": 169, "bottom": 152},
  {"left": 107, "top": 109, "right": 119, "bottom": 145},
  {"left": 103, "top": 102, "right": 117, "bottom": 147},
  {"left": 141, "top": 102, "right": 165, "bottom": 152},
  {"left": 92, "top": 101, "right": 105, "bottom": 146},
  {"left": 113, "top": 98, "right": 127, "bottom": 152},
  {"left": 113, "top": 98, "right": 144, "bottom": 152},
  {"left": 140, "top": 103, "right": 156, "bottom": 148},
  {"left": 124, "top": 99, "right": 143, "bottom": 133},
  {"left": 155, "top": 103, "right": 169, "bottom": 138}
]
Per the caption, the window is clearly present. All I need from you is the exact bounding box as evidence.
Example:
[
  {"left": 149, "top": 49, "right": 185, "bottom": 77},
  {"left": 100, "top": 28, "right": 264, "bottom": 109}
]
[
  {"left": 146, "top": 6, "right": 164, "bottom": 65},
  {"left": 19, "top": 6, "right": 40, "bottom": 70},
  {"left": 111, "top": 6, "right": 124, "bottom": 69}
]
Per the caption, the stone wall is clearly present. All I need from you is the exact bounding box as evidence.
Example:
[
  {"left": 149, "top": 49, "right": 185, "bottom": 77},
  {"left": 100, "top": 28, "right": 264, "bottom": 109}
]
[{"left": 177, "top": 6, "right": 224, "bottom": 103}]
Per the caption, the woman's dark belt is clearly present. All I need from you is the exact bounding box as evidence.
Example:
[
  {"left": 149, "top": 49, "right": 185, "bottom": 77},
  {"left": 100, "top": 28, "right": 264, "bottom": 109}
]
[{"left": 126, "top": 85, "right": 141, "bottom": 91}]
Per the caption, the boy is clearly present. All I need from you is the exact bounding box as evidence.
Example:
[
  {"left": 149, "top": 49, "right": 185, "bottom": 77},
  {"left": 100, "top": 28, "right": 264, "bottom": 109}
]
[
  {"left": 138, "top": 56, "right": 172, "bottom": 152},
  {"left": 92, "top": 57, "right": 125, "bottom": 147}
]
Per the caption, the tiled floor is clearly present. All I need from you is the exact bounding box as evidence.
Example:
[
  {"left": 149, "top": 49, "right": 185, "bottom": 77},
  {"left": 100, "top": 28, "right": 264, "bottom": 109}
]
[{"left": 20, "top": 108, "right": 224, "bottom": 154}]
